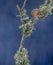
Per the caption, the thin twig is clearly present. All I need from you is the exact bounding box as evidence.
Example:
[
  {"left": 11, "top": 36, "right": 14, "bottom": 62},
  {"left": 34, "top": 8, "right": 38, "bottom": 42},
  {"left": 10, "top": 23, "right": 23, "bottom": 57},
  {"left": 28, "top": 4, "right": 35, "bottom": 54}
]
[
  {"left": 21, "top": 0, "right": 27, "bottom": 10},
  {"left": 19, "top": 33, "right": 26, "bottom": 51},
  {"left": 16, "top": 4, "right": 21, "bottom": 12}
]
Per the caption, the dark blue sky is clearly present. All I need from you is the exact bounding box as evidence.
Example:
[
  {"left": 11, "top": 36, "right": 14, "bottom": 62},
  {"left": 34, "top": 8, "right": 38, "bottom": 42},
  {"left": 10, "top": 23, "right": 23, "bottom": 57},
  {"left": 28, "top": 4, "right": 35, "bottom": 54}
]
[{"left": 0, "top": 0, "right": 53, "bottom": 65}]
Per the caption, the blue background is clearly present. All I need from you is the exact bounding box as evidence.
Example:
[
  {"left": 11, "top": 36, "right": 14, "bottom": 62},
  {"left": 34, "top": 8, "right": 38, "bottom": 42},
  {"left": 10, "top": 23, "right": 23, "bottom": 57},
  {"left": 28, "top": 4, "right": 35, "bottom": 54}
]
[{"left": 0, "top": 0, "right": 53, "bottom": 65}]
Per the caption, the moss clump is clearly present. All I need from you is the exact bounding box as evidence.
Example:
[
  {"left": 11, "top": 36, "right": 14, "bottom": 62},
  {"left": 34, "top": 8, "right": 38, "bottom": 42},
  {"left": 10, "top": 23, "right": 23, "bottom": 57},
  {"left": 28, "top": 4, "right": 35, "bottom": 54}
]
[{"left": 14, "top": 48, "right": 30, "bottom": 65}]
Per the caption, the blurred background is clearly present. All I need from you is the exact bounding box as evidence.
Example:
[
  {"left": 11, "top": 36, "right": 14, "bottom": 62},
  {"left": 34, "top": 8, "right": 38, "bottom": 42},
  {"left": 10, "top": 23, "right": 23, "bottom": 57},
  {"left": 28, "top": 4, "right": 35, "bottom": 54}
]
[{"left": 0, "top": 0, "right": 53, "bottom": 65}]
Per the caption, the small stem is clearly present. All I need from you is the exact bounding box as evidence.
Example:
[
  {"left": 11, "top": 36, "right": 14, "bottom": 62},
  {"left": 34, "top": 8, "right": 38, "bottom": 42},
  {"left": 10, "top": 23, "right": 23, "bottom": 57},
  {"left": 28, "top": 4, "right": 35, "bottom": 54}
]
[
  {"left": 16, "top": 4, "right": 21, "bottom": 13},
  {"left": 19, "top": 33, "right": 26, "bottom": 51},
  {"left": 21, "top": 0, "right": 27, "bottom": 10}
]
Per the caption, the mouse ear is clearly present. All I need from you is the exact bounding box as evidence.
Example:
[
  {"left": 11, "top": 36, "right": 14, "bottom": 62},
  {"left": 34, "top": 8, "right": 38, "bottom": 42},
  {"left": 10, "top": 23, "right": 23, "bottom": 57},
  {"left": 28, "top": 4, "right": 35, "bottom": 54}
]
[{"left": 31, "top": 8, "right": 44, "bottom": 20}]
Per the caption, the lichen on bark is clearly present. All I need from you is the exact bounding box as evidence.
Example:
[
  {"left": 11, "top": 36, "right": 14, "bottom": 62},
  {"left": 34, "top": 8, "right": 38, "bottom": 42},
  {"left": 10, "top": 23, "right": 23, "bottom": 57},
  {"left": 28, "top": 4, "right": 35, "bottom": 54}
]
[{"left": 14, "top": 0, "right": 53, "bottom": 65}]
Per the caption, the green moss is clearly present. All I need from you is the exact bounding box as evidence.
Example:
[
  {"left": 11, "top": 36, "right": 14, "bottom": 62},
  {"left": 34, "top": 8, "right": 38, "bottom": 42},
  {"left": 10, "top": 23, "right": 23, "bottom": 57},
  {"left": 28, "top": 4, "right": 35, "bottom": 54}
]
[{"left": 14, "top": 48, "right": 30, "bottom": 65}]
